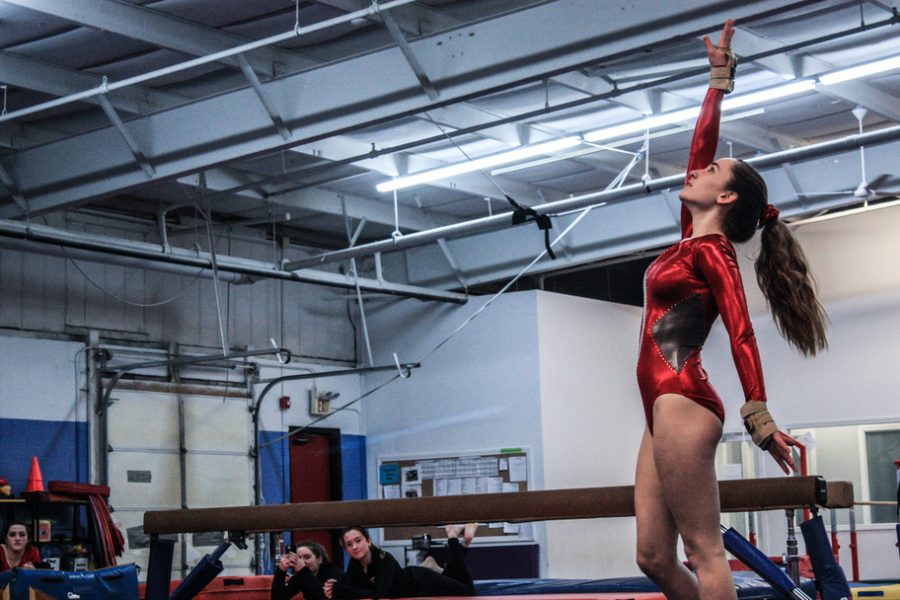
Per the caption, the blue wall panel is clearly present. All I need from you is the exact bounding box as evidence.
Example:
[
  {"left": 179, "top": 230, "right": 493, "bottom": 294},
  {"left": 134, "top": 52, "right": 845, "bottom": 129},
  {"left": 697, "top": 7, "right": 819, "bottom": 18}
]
[
  {"left": 258, "top": 430, "right": 367, "bottom": 505},
  {"left": 340, "top": 434, "right": 367, "bottom": 501},
  {"left": 258, "top": 430, "right": 289, "bottom": 506},
  {"left": 0, "top": 418, "right": 88, "bottom": 495}
]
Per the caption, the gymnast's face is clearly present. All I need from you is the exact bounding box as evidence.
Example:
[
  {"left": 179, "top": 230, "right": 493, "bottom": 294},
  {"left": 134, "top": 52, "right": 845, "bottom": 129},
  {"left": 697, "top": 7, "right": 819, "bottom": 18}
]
[
  {"left": 343, "top": 530, "right": 372, "bottom": 562},
  {"left": 680, "top": 158, "right": 739, "bottom": 208},
  {"left": 296, "top": 545, "right": 323, "bottom": 575},
  {"left": 5, "top": 525, "right": 28, "bottom": 552}
]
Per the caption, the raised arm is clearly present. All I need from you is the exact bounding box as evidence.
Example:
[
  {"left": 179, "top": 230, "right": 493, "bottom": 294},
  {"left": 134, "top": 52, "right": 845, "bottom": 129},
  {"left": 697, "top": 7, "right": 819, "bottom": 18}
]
[{"left": 682, "top": 19, "right": 735, "bottom": 239}]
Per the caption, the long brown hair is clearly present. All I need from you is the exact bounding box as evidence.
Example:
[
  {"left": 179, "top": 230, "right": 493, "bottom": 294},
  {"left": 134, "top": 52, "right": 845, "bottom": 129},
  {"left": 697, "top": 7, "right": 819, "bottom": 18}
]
[
  {"left": 723, "top": 160, "right": 828, "bottom": 356},
  {"left": 296, "top": 539, "right": 332, "bottom": 565}
]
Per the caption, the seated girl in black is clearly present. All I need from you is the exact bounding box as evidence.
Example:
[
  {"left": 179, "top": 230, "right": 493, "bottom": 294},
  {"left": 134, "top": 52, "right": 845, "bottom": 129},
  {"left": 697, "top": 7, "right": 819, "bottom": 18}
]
[
  {"left": 325, "top": 525, "right": 477, "bottom": 599},
  {"left": 271, "top": 539, "right": 346, "bottom": 600}
]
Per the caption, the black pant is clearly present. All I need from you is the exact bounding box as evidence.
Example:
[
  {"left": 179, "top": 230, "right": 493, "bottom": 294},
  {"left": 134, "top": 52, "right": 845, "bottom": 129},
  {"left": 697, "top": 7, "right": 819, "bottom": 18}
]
[{"left": 408, "top": 538, "right": 475, "bottom": 596}]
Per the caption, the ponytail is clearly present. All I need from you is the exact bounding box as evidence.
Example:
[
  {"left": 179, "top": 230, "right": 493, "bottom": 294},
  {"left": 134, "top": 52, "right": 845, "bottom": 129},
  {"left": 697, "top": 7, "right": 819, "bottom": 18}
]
[
  {"left": 755, "top": 219, "right": 828, "bottom": 355},
  {"left": 724, "top": 160, "right": 828, "bottom": 355}
]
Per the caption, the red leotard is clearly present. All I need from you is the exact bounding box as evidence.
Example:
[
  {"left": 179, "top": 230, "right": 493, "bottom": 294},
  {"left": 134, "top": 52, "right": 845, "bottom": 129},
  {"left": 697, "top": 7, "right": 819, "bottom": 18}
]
[{"left": 636, "top": 88, "right": 767, "bottom": 432}]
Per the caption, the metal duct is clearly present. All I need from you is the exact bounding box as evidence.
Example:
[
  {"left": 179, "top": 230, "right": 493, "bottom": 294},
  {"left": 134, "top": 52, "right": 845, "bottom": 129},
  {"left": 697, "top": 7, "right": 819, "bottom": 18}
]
[{"left": 0, "top": 219, "right": 467, "bottom": 303}]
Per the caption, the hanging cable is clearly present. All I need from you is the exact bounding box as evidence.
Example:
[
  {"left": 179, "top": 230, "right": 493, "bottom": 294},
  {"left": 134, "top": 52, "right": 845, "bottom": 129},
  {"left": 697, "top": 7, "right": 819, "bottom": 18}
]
[
  {"left": 272, "top": 142, "right": 646, "bottom": 443},
  {"left": 422, "top": 110, "right": 570, "bottom": 259},
  {"left": 200, "top": 179, "right": 230, "bottom": 357}
]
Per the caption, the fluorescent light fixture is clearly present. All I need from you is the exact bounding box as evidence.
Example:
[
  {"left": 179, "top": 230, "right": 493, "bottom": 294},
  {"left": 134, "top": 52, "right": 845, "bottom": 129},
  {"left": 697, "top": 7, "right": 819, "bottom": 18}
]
[
  {"left": 583, "top": 81, "right": 815, "bottom": 145},
  {"left": 375, "top": 137, "right": 581, "bottom": 192},
  {"left": 818, "top": 54, "right": 900, "bottom": 86},
  {"left": 721, "top": 79, "right": 817, "bottom": 111},
  {"left": 583, "top": 107, "right": 700, "bottom": 143},
  {"left": 789, "top": 197, "right": 900, "bottom": 228},
  {"left": 378, "top": 67, "right": 840, "bottom": 192},
  {"left": 491, "top": 108, "right": 765, "bottom": 176}
]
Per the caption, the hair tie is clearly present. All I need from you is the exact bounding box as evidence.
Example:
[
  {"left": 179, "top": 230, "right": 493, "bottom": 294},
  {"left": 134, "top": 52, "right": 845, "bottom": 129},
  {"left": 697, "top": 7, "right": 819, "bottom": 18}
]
[{"left": 760, "top": 204, "right": 780, "bottom": 228}]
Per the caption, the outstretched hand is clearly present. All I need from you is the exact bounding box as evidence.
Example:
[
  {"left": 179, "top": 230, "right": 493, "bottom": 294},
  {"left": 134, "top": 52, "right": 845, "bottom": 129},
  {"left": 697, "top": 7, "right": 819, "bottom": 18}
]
[
  {"left": 766, "top": 430, "right": 800, "bottom": 474},
  {"left": 703, "top": 19, "right": 735, "bottom": 67}
]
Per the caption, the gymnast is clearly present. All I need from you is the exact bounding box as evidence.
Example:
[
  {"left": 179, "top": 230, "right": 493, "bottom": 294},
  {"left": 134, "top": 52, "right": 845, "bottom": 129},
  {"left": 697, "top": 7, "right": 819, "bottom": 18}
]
[
  {"left": 271, "top": 539, "right": 346, "bottom": 600},
  {"left": 633, "top": 19, "right": 828, "bottom": 600},
  {"left": 324, "top": 524, "right": 477, "bottom": 599}
]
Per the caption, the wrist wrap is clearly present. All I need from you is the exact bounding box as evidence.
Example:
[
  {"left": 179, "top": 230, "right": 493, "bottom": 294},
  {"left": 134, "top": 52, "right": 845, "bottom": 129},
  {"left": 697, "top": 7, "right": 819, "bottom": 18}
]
[{"left": 740, "top": 401, "right": 778, "bottom": 450}]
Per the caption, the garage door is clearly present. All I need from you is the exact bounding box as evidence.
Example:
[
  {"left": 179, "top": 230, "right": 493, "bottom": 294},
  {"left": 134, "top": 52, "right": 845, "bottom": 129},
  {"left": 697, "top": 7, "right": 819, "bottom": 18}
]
[{"left": 105, "top": 383, "right": 254, "bottom": 580}]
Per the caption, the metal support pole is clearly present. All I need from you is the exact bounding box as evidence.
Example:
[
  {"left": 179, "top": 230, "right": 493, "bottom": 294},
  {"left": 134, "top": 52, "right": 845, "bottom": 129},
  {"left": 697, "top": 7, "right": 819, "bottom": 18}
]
[
  {"left": 380, "top": 9, "right": 439, "bottom": 100},
  {"left": 145, "top": 535, "right": 176, "bottom": 600},
  {"left": 97, "top": 94, "right": 155, "bottom": 177},
  {"left": 0, "top": 164, "right": 29, "bottom": 216},
  {"left": 848, "top": 506, "right": 860, "bottom": 581},
  {"left": 236, "top": 54, "right": 291, "bottom": 140},
  {"left": 829, "top": 508, "right": 841, "bottom": 564},
  {"left": 785, "top": 508, "right": 800, "bottom": 585},
  {"left": 748, "top": 511, "right": 757, "bottom": 547}
]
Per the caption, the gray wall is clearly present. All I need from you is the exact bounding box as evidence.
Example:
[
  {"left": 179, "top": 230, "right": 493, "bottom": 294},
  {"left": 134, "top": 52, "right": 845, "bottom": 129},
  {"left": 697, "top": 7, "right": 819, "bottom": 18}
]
[{"left": 0, "top": 214, "right": 356, "bottom": 363}]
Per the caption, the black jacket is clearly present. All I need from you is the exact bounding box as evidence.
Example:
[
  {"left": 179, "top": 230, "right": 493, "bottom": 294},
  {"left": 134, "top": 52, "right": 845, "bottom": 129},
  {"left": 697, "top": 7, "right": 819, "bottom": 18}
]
[{"left": 271, "top": 561, "right": 345, "bottom": 600}]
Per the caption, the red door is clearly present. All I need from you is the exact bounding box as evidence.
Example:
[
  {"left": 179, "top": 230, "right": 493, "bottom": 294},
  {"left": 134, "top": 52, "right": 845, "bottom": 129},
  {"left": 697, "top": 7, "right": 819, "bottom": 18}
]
[{"left": 290, "top": 430, "right": 340, "bottom": 559}]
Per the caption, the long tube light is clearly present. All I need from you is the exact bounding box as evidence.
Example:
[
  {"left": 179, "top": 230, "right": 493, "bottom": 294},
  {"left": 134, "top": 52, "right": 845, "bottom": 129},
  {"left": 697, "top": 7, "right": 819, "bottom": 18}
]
[
  {"left": 583, "top": 106, "right": 700, "bottom": 142},
  {"left": 493, "top": 108, "right": 764, "bottom": 177},
  {"left": 375, "top": 54, "right": 900, "bottom": 193},
  {"left": 584, "top": 80, "right": 816, "bottom": 144},
  {"left": 375, "top": 136, "right": 581, "bottom": 192},
  {"left": 818, "top": 54, "right": 900, "bottom": 86}
]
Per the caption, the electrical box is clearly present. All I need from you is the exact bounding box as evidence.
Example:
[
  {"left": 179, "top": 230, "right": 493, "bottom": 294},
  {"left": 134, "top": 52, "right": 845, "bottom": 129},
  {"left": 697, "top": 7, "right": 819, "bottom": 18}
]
[{"left": 309, "top": 387, "right": 330, "bottom": 416}]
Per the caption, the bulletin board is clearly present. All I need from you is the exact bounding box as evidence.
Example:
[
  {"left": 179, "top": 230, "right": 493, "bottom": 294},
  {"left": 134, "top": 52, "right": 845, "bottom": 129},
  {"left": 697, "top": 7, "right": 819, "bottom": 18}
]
[{"left": 377, "top": 448, "right": 530, "bottom": 542}]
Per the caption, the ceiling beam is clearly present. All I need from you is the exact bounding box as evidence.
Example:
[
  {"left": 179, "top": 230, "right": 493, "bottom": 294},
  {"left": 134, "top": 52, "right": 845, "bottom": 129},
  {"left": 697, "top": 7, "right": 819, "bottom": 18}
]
[
  {"left": 736, "top": 25, "right": 900, "bottom": 122},
  {"left": 177, "top": 171, "right": 461, "bottom": 232},
  {"left": 315, "top": 0, "right": 463, "bottom": 37},
  {"left": 2, "top": 0, "right": 319, "bottom": 76},
  {"left": 0, "top": 51, "right": 186, "bottom": 115},
  {"left": 0, "top": 0, "right": 804, "bottom": 218},
  {"left": 264, "top": 187, "right": 462, "bottom": 232}
]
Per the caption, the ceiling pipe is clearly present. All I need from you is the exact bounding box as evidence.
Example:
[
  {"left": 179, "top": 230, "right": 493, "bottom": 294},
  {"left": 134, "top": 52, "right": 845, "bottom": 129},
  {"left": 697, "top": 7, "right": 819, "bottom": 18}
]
[
  {"left": 285, "top": 124, "right": 900, "bottom": 270},
  {"left": 0, "top": 219, "right": 467, "bottom": 304}
]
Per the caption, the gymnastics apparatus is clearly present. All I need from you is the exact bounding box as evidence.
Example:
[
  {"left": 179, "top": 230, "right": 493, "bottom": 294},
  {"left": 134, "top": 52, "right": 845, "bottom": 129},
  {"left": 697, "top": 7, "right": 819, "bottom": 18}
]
[{"left": 141, "top": 476, "right": 855, "bottom": 600}]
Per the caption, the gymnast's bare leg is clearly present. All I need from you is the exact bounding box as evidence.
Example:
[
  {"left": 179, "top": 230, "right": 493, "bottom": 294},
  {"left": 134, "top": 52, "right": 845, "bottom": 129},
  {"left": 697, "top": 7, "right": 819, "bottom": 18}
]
[{"left": 635, "top": 394, "right": 736, "bottom": 600}]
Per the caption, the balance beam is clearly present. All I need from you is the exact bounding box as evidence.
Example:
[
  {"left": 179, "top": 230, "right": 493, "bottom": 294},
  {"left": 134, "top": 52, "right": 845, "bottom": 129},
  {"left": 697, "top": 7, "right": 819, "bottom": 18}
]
[{"left": 143, "top": 476, "right": 853, "bottom": 535}]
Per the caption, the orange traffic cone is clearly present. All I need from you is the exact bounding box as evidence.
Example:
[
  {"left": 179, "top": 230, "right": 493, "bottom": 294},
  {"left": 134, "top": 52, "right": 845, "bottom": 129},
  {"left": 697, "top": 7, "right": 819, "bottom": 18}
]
[{"left": 26, "top": 456, "right": 44, "bottom": 493}]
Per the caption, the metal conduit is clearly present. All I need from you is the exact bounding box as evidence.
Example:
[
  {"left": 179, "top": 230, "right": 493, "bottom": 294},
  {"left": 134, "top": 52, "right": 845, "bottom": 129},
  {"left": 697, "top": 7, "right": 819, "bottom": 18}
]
[
  {"left": 286, "top": 124, "right": 900, "bottom": 269},
  {"left": 0, "top": 219, "right": 467, "bottom": 303}
]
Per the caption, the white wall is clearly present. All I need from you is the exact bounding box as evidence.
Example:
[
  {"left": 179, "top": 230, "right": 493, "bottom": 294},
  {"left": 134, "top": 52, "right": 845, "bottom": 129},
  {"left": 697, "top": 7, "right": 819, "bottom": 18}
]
[
  {"left": 255, "top": 360, "right": 365, "bottom": 437},
  {"left": 0, "top": 335, "right": 85, "bottom": 422},
  {"left": 362, "top": 293, "right": 548, "bottom": 566},
  {"left": 536, "top": 292, "right": 645, "bottom": 578},
  {"left": 699, "top": 206, "right": 900, "bottom": 579}
]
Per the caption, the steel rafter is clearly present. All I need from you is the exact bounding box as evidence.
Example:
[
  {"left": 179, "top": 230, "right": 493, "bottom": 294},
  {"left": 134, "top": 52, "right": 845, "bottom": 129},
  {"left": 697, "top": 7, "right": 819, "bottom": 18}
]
[{"left": 0, "top": 0, "right": 807, "bottom": 219}]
